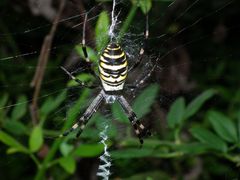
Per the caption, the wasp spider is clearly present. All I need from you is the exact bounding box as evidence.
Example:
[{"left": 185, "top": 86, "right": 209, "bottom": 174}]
[{"left": 60, "top": 13, "right": 154, "bottom": 145}]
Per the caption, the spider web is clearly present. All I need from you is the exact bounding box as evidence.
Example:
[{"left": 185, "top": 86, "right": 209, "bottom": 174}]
[{"left": 0, "top": 0, "right": 239, "bottom": 178}]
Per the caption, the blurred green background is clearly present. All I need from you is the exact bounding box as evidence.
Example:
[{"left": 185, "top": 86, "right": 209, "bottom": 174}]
[{"left": 0, "top": 0, "right": 240, "bottom": 179}]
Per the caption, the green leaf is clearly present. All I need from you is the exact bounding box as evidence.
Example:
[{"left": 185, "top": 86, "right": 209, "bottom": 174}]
[
  {"left": 40, "top": 91, "right": 66, "bottom": 117},
  {"left": 11, "top": 95, "right": 27, "bottom": 120},
  {"left": 0, "top": 93, "right": 9, "bottom": 107},
  {"left": 190, "top": 127, "right": 227, "bottom": 152},
  {"left": 95, "top": 11, "right": 110, "bottom": 51},
  {"left": 7, "top": 147, "right": 23, "bottom": 154},
  {"left": 119, "top": 138, "right": 173, "bottom": 149},
  {"left": 65, "top": 89, "right": 90, "bottom": 129},
  {"left": 111, "top": 148, "right": 153, "bottom": 158},
  {"left": 184, "top": 89, "right": 216, "bottom": 119},
  {"left": 167, "top": 97, "right": 185, "bottom": 128},
  {"left": 75, "top": 45, "right": 98, "bottom": 64},
  {"left": 60, "top": 142, "right": 74, "bottom": 156},
  {"left": 0, "top": 131, "right": 29, "bottom": 154},
  {"left": 29, "top": 125, "right": 43, "bottom": 152},
  {"left": 59, "top": 156, "right": 76, "bottom": 174},
  {"left": 208, "top": 111, "right": 238, "bottom": 143},
  {"left": 139, "top": 0, "right": 152, "bottom": 14},
  {"left": 106, "top": 120, "right": 118, "bottom": 138},
  {"left": 112, "top": 101, "right": 129, "bottom": 123},
  {"left": 176, "top": 143, "right": 209, "bottom": 155},
  {"left": 4, "top": 120, "right": 28, "bottom": 135},
  {"left": 133, "top": 84, "right": 159, "bottom": 118},
  {"left": 73, "top": 144, "right": 104, "bottom": 157},
  {"left": 80, "top": 128, "right": 100, "bottom": 139},
  {"left": 92, "top": 114, "right": 117, "bottom": 138}
]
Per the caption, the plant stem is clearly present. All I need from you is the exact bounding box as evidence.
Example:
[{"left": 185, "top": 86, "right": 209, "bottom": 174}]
[
  {"left": 228, "top": 143, "right": 240, "bottom": 151},
  {"left": 223, "top": 153, "right": 240, "bottom": 164},
  {"left": 35, "top": 140, "right": 61, "bottom": 180},
  {"left": 153, "top": 151, "right": 184, "bottom": 158},
  {"left": 30, "top": 153, "right": 41, "bottom": 169},
  {"left": 174, "top": 127, "right": 181, "bottom": 144}
]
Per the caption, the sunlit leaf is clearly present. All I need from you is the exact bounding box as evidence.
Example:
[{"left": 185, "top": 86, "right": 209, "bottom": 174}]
[
  {"left": 184, "top": 89, "right": 216, "bottom": 119},
  {"left": 73, "top": 144, "right": 104, "bottom": 157},
  {"left": 60, "top": 142, "right": 74, "bottom": 156},
  {"left": 133, "top": 84, "right": 159, "bottom": 118},
  {"left": 29, "top": 125, "right": 43, "bottom": 152},
  {"left": 208, "top": 111, "right": 238, "bottom": 143},
  {"left": 95, "top": 11, "right": 110, "bottom": 51},
  {"left": 0, "top": 131, "right": 28, "bottom": 154},
  {"left": 59, "top": 155, "right": 76, "bottom": 174},
  {"left": 11, "top": 95, "right": 27, "bottom": 120},
  {"left": 167, "top": 97, "right": 185, "bottom": 128},
  {"left": 7, "top": 147, "right": 22, "bottom": 154},
  {"left": 190, "top": 127, "right": 227, "bottom": 152}
]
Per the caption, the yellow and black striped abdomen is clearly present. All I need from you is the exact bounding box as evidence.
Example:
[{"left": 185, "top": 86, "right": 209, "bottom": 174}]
[{"left": 99, "top": 43, "right": 128, "bottom": 91}]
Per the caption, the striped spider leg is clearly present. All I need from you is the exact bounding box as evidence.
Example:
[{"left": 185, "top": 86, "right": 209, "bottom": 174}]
[
  {"left": 128, "top": 12, "right": 149, "bottom": 72},
  {"left": 60, "top": 90, "right": 104, "bottom": 138},
  {"left": 118, "top": 95, "right": 151, "bottom": 145}
]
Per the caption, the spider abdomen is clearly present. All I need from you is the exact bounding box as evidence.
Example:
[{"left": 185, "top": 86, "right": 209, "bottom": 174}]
[{"left": 99, "top": 43, "right": 128, "bottom": 91}]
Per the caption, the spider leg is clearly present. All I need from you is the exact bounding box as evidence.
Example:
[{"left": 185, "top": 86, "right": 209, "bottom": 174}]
[
  {"left": 62, "top": 15, "right": 100, "bottom": 89},
  {"left": 128, "top": 12, "right": 149, "bottom": 72},
  {"left": 82, "top": 13, "right": 90, "bottom": 63},
  {"left": 134, "top": 55, "right": 161, "bottom": 89},
  {"left": 60, "top": 66, "right": 99, "bottom": 89},
  {"left": 80, "top": 13, "right": 100, "bottom": 78},
  {"left": 60, "top": 90, "right": 104, "bottom": 138},
  {"left": 117, "top": 95, "right": 151, "bottom": 145}
]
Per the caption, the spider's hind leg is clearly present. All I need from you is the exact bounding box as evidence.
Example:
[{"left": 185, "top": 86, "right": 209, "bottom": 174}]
[
  {"left": 59, "top": 90, "right": 104, "bottom": 138},
  {"left": 118, "top": 95, "right": 151, "bottom": 145},
  {"left": 130, "top": 112, "right": 151, "bottom": 144}
]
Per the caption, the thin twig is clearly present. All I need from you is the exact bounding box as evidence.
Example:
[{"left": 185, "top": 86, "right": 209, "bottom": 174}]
[{"left": 30, "top": 0, "right": 66, "bottom": 124}]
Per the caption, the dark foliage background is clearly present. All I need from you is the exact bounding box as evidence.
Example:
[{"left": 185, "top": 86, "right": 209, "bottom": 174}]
[{"left": 0, "top": 0, "right": 240, "bottom": 179}]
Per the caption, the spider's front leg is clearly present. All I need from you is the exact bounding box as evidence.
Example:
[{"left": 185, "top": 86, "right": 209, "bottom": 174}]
[
  {"left": 60, "top": 90, "right": 104, "bottom": 138},
  {"left": 60, "top": 66, "right": 99, "bottom": 89},
  {"left": 81, "top": 13, "right": 90, "bottom": 63},
  {"left": 128, "top": 12, "right": 149, "bottom": 72},
  {"left": 117, "top": 95, "right": 151, "bottom": 145}
]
